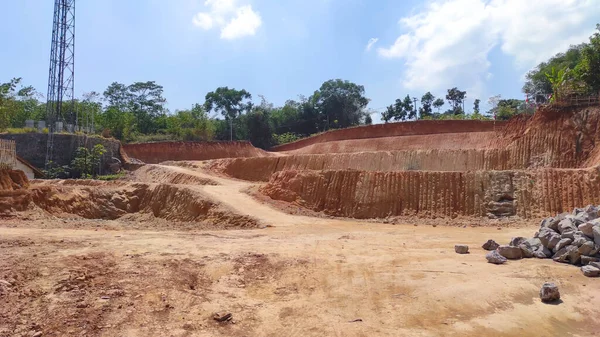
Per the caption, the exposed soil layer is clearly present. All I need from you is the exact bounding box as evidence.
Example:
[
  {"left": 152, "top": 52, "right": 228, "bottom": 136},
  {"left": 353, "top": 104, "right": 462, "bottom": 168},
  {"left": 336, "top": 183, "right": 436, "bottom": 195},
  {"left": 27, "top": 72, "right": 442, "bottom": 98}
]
[
  {"left": 261, "top": 167, "right": 600, "bottom": 219},
  {"left": 122, "top": 141, "right": 272, "bottom": 164},
  {"left": 26, "top": 180, "right": 258, "bottom": 229},
  {"left": 127, "top": 164, "right": 219, "bottom": 185},
  {"left": 271, "top": 120, "right": 506, "bottom": 152}
]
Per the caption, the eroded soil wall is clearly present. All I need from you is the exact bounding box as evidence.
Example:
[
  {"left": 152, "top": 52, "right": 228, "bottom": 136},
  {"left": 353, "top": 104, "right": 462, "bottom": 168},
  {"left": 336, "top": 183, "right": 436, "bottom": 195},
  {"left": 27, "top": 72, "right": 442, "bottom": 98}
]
[
  {"left": 271, "top": 120, "right": 506, "bottom": 152},
  {"left": 123, "top": 141, "right": 271, "bottom": 164},
  {"left": 261, "top": 168, "right": 600, "bottom": 219}
]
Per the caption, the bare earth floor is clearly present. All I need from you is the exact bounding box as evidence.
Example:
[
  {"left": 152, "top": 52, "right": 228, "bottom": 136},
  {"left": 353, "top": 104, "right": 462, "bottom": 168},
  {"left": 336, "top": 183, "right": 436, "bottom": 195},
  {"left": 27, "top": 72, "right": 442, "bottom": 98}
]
[{"left": 1, "top": 166, "right": 599, "bottom": 337}]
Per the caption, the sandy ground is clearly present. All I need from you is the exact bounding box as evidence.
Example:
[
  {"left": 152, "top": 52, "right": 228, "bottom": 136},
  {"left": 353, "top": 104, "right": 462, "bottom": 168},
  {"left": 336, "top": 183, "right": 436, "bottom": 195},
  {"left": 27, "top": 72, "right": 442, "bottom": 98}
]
[{"left": 1, "top": 165, "right": 599, "bottom": 337}]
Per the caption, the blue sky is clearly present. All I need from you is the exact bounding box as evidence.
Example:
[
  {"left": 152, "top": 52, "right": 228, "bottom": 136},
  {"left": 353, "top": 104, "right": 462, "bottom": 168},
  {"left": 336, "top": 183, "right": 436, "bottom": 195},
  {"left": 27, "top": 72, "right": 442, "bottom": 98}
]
[{"left": 1, "top": 0, "right": 598, "bottom": 122}]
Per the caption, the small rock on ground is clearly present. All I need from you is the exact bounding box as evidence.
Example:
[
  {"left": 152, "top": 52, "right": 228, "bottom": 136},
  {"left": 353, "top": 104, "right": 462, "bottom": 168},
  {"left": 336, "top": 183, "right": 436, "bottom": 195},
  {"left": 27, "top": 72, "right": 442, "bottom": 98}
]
[
  {"left": 482, "top": 239, "right": 499, "bottom": 251},
  {"left": 539, "top": 283, "right": 560, "bottom": 303},
  {"left": 486, "top": 250, "right": 507, "bottom": 264},
  {"left": 581, "top": 265, "right": 600, "bottom": 277},
  {"left": 497, "top": 245, "right": 522, "bottom": 260},
  {"left": 455, "top": 245, "right": 469, "bottom": 254}
]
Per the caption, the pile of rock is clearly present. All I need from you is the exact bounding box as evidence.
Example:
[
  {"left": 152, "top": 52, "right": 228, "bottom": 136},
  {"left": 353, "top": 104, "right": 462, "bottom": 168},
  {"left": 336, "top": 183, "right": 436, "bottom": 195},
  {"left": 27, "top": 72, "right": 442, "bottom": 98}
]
[{"left": 483, "top": 205, "right": 600, "bottom": 277}]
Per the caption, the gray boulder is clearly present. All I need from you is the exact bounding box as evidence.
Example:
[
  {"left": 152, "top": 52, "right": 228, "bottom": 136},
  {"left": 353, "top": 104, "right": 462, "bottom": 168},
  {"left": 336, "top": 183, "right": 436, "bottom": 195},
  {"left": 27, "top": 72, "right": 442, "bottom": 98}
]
[
  {"left": 519, "top": 244, "right": 534, "bottom": 258},
  {"left": 572, "top": 233, "right": 590, "bottom": 247},
  {"left": 553, "top": 245, "right": 579, "bottom": 264},
  {"left": 482, "top": 239, "right": 500, "bottom": 251},
  {"left": 590, "top": 261, "right": 600, "bottom": 269},
  {"left": 539, "top": 283, "right": 560, "bottom": 303},
  {"left": 486, "top": 250, "right": 508, "bottom": 264},
  {"left": 558, "top": 219, "right": 577, "bottom": 234},
  {"left": 581, "top": 256, "right": 600, "bottom": 265},
  {"left": 581, "top": 265, "right": 600, "bottom": 277},
  {"left": 540, "top": 217, "right": 559, "bottom": 232},
  {"left": 565, "top": 214, "right": 585, "bottom": 226},
  {"left": 509, "top": 237, "right": 527, "bottom": 247},
  {"left": 593, "top": 226, "right": 600, "bottom": 246},
  {"left": 578, "top": 241, "right": 596, "bottom": 256},
  {"left": 560, "top": 229, "right": 576, "bottom": 240},
  {"left": 497, "top": 245, "right": 523, "bottom": 260},
  {"left": 546, "top": 233, "right": 562, "bottom": 251},
  {"left": 584, "top": 205, "right": 599, "bottom": 220},
  {"left": 534, "top": 246, "right": 552, "bottom": 259},
  {"left": 579, "top": 222, "right": 595, "bottom": 238},
  {"left": 524, "top": 238, "right": 542, "bottom": 251},
  {"left": 455, "top": 245, "right": 469, "bottom": 254},
  {"left": 553, "top": 238, "right": 573, "bottom": 253}
]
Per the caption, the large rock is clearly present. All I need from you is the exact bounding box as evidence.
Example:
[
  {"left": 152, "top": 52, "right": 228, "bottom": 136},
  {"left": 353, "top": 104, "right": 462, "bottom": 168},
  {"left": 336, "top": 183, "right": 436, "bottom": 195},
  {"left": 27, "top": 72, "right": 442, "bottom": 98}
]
[
  {"left": 581, "top": 256, "right": 600, "bottom": 265},
  {"left": 558, "top": 219, "right": 577, "bottom": 234},
  {"left": 583, "top": 205, "right": 600, "bottom": 220},
  {"left": 553, "top": 245, "right": 580, "bottom": 264},
  {"left": 572, "top": 233, "right": 590, "bottom": 247},
  {"left": 565, "top": 214, "right": 585, "bottom": 226},
  {"left": 509, "top": 237, "right": 527, "bottom": 247},
  {"left": 486, "top": 250, "right": 507, "bottom": 264},
  {"left": 560, "top": 229, "right": 576, "bottom": 240},
  {"left": 539, "top": 283, "right": 560, "bottom": 303},
  {"left": 553, "top": 238, "right": 573, "bottom": 253},
  {"left": 544, "top": 233, "right": 562, "bottom": 251},
  {"left": 589, "top": 261, "right": 600, "bottom": 269},
  {"left": 534, "top": 246, "right": 552, "bottom": 259},
  {"left": 541, "top": 217, "right": 560, "bottom": 232},
  {"left": 593, "top": 226, "right": 600, "bottom": 246},
  {"left": 581, "top": 265, "right": 600, "bottom": 277},
  {"left": 497, "top": 245, "right": 522, "bottom": 260},
  {"left": 578, "top": 241, "right": 596, "bottom": 256},
  {"left": 519, "top": 244, "right": 534, "bottom": 258},
  {"left": 579, "top": 222, "right": 595, "bottom": 238},
  {"left": 455, "top": 245, "right": 469, "bottom": 254},
  {"left": 482, "top": 239, "right": 500, "bottom": 251}
]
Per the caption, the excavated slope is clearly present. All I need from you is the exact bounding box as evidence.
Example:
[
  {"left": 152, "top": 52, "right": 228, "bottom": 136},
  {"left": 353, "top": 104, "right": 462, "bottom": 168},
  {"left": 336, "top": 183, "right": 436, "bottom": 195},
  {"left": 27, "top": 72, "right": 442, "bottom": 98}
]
[
  {"left": 210, "top": 149, "right": 516, "bottom": 181},
  {"left": 0, "top": 169, "right": 30, "bottom": 213},
  {"left": 261, "top": 168, "right": 600, "bottom": 219},
  {"left": 122, "top": 141, "right": 272, "bottom": 164},
  {"left": 271, "top": 120, "right": 506, "bottom": 152},
  {"left": 30, "top": 180, "right": 258, "bottom": 228}
]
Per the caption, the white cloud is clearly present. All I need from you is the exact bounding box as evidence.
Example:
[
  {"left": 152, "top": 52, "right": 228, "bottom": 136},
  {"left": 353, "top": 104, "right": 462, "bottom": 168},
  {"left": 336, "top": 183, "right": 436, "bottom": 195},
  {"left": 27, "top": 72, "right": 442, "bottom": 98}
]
[
  {"left": 220, "top": 5, "right": 262, "bottom": 39},
  {"left": 192, "top": 0, "right": 262, "bottom": 39},
  {"left": 377, "top": 0, "right": 598, "bottom": 93},
  {"left": 365, "top": 38, "right": 379, "bottom": 52}
]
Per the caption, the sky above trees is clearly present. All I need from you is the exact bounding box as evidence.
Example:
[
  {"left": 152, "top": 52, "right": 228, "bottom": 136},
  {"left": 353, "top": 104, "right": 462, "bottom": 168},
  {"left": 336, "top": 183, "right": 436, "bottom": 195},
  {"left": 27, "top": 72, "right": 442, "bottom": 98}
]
[{"left": 0, "top": 0, "right": 597, "bottom": 122}]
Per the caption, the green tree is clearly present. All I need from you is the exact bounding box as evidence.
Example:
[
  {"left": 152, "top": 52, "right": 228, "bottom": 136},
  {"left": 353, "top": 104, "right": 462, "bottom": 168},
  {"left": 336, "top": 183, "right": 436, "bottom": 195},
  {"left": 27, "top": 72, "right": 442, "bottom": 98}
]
[
  {"left": 403, "top": 95, "right": 415, "bottom": 120},
  {"left": 473, "top": 99, "right": 481, "bottom": 115},
  {"left": 71, "top": 144, "right": 107, "bottom": 178},
  {"left": 383, "top": 98, "right": 405, "bottom": 122},
  {"left": 523, "top": 44, "right": 585, "bottom": 95},
  {"left": 445, "top": 87, "right": 467, "bottom": 115},
  {"left": 166, "top": 104, "right": 215, "bottom": 141},
  {"left": 433, "top": 98, "right": 445, "bottom": 113},
  {"left": 420, "top": 92, "right": 435, "bottom": 118},
  {"left": 314, "top": 79, "right": 369, "bottom": 130},
  {"left": 204, "top": 87, "right": 252, "bottom": 141},
  {"left": 576, "top": 24, "right": 600, "bottom": 93},
  {"left": 364, "top": 114, "right": 373, "bottom": 125}
]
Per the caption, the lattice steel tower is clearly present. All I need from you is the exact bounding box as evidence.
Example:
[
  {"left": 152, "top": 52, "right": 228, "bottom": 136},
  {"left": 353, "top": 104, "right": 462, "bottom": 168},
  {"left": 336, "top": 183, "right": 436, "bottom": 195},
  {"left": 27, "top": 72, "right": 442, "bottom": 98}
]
[{"left": 45, "top": 0, "right": 76, "bottom": 169}]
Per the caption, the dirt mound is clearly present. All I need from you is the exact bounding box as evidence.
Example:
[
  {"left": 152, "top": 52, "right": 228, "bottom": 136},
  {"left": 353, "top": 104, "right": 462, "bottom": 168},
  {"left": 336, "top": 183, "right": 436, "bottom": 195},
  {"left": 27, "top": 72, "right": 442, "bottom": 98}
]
[
  {"left": 271, "top": 120, "right": 505, "bottom": 152},
  {"left": 260, "top": 167, "right": 600, "bottom": 219},
  {"left": 122, "top": 141, "right": 272, "bottom": 164},
  {"left": 128, "top": 164, "right": 219, "bottom": 185},
  {"left": 0, "top": 170, "right": 31, "bottom": 214},
  {"left": 28, "top": 180, "right": 258, "bottom": 229}
]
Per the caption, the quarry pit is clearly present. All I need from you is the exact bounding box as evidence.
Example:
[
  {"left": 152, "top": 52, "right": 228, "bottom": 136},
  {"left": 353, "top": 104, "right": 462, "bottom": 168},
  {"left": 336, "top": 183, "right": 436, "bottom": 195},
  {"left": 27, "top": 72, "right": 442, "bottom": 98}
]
[{"left": 2, "top": 106, "right": 600, "bottom": 336}]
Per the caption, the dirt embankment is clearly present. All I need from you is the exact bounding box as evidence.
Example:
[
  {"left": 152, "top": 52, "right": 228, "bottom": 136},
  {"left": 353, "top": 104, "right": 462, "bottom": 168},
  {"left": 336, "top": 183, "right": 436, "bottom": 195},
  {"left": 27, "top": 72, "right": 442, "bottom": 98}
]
[
  {"left": 27, "top": 180, "right": 259, "bottom": 229},
  {"left": 272, "top": 120, "right": 506, "bottom": 152},
  {"left": 127, "top": 164, "right": 219, "bottom": 185},
  {"left": 210, "top": 149, "right": 517, "bottom": 181},
  {"left": 260, "top": 167, "right": 600, "bottom": 219},
  {"left": 122, "top": 141, "right": 272, "bottom": 164},
  {"left": 0, "top": 170, "right": 31, "bottom": 214}
]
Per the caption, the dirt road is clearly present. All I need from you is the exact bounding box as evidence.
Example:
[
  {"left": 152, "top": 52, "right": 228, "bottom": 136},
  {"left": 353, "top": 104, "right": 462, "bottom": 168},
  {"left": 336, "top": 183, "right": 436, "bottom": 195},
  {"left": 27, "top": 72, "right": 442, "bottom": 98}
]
[{"left": 1, "top": 165, "right": 598, "bottom": 337}]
